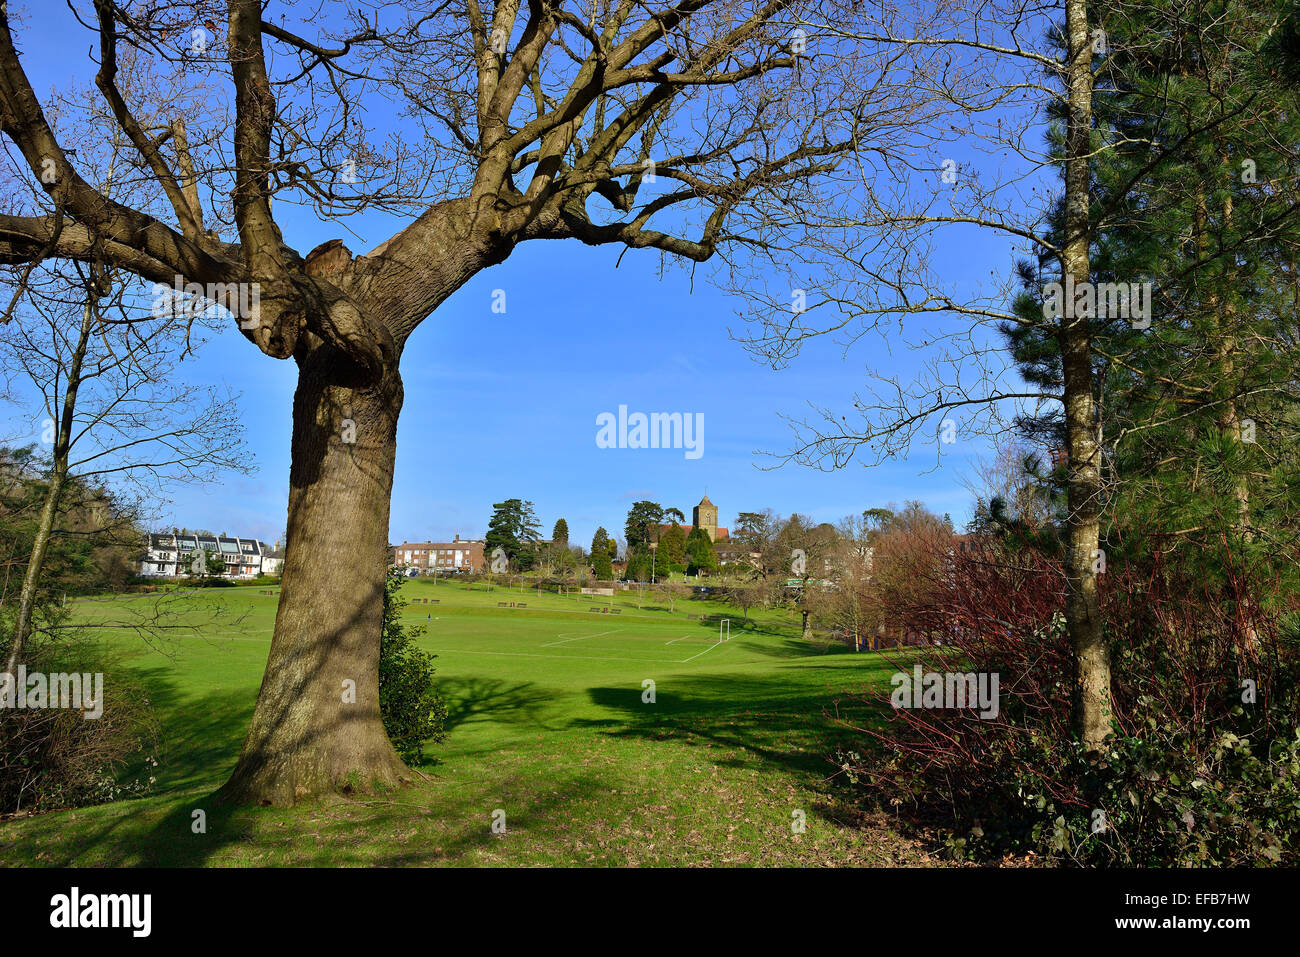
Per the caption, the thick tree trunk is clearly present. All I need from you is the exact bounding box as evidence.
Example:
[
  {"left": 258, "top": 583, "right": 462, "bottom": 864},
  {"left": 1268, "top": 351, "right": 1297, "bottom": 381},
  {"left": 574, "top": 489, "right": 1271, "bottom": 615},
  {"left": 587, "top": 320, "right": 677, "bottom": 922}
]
[
  {"left": 218, "top": 342, "right": 408, "bottom": 805},
  {"left": 1062, "top": 0, "right": 1112, "bottom": 753}
]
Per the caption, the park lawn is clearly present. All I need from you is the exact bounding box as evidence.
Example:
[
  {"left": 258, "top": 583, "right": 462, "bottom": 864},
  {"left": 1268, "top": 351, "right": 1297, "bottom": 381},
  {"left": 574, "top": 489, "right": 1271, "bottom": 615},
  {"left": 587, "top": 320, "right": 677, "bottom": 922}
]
[{"left": 0, "top": 578, "right": 932, "bottom": 866}]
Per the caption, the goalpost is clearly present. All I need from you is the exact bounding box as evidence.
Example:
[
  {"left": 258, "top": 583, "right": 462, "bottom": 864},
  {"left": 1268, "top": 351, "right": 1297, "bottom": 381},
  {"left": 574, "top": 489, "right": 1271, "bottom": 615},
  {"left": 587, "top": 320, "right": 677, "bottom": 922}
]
[{"left": 720, "top": 618, "right": 730, "bottom": 642}]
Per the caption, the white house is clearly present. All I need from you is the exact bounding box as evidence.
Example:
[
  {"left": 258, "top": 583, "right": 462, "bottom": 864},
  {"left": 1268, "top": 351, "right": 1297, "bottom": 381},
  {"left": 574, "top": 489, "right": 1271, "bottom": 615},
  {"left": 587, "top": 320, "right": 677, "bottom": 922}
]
[
  {"left": 260, "top": 548, "right": 285, "bottom": 575},
  {"left": 140, "top": 533, "right": 277, "bottom": 579}
]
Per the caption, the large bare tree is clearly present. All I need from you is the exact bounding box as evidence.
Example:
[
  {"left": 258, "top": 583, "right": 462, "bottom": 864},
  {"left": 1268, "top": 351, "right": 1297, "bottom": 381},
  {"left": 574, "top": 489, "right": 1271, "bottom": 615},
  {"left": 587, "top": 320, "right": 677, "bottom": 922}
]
[{"left": 0, "top": 0, "right": 932, "bottom": 803}]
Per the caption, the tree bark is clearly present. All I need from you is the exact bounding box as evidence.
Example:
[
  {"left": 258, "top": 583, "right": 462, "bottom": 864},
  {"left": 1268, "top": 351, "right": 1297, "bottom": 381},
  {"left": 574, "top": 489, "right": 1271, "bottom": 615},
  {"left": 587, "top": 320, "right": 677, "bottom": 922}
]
[
  {"left": 217, "top": 341, "right": 408, "bottom": 805},
  {"left": 1205, "top": 188, "right": 1257, "bottom": 656},
  {"left": 1062, "top": 0, "right": 1112, "bottom": 753}
]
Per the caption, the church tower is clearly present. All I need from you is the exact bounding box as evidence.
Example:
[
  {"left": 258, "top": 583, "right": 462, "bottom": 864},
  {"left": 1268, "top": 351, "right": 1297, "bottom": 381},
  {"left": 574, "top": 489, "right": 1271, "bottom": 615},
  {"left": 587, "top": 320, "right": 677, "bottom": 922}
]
[{"left": 692, "top": 495, "right": 719, "bottom": 542}]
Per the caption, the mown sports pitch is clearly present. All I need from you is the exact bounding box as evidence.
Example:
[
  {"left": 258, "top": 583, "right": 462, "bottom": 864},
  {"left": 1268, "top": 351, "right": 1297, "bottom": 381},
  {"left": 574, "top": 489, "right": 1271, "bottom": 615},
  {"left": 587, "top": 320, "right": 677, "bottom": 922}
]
[{"left": 0, "top": 578, "right": 930, "bottom": 867}]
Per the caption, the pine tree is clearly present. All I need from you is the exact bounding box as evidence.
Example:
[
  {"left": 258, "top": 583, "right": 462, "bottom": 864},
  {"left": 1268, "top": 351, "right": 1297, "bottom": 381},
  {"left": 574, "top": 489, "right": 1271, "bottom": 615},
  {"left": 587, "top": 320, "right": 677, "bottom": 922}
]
[
  {"left": 1002, "top": 0, "right": 1300, "bottom": 651},
  {"left": 590, "top": 527, "right": 613, "bottom": 580},
  {"left": 659, "top": 523, "right": 688, "bottom": 571},
  {"left": 623, "top": 501, "right": 664, "bottom": 550},
  {"left": 685, "top": 527, "right": 719, "bottom": 575},
  {"left": 484, "top": 499, "right": 543, "bottom": 569}
]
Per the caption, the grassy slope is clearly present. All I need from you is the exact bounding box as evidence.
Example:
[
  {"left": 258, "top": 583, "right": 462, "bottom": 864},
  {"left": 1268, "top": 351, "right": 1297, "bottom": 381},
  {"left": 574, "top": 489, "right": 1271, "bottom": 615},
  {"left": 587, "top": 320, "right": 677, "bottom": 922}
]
[{"left": 0, "top": 578, "right": 930, "bottom": 866}]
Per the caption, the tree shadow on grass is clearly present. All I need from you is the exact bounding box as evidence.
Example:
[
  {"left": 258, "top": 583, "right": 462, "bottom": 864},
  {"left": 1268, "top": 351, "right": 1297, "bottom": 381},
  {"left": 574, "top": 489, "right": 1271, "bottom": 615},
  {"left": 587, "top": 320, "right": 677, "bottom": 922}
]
[
  {"left": 66, "top": 676, "right": 579, "bottom": 865},
  {"left": 435, "top": 676, "right": 554, "bottom": 734},
  {"left": 0, "top": 672, "right": 262, "bottom": 866},
  {"left": 0, "top": 788, "right": 249, "bottom": 867},
  {"left": 126, "top": 667, "right": 256, "bottom": 792},
  {"left": 12, "top": 765, "right": 618, "bottom": 866},
  {"left": 573, "top": 662, "right": 898, "bottom": 784},
  {"left": 339, "top": 771, "right": 612, "bottom": 866},
  {"left": 735, "top": 636, "right": 861, "bottom": 659}
]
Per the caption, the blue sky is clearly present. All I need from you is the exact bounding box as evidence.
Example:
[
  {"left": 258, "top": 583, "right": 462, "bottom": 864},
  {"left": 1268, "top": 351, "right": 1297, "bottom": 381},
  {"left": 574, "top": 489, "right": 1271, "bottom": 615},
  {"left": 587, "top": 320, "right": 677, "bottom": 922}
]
[
  {"left": 149, "top": 236, "right": 1003, "bottom": 549},
  {"left": 2, "top": 3, "right": 1031, "bottom": 549}
]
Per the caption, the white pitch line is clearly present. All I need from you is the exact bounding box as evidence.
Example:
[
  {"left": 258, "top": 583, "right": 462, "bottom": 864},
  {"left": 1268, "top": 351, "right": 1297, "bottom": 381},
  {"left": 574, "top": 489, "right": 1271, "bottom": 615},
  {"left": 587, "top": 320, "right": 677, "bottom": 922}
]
[
  {"left": 664, "top": 635, "right": 700, "bottom": 645},
  {"left": 427, "top": 647, "right": 684, "bottom": 664},
  {"left": 678, "top": 641, "right": 725, "bottom": 663},
  {"left": 84, "top": 628, "right": 264, "bottom": 640},
  {"left": 540, "top": 628, "right": 623, "bottom": 647}
]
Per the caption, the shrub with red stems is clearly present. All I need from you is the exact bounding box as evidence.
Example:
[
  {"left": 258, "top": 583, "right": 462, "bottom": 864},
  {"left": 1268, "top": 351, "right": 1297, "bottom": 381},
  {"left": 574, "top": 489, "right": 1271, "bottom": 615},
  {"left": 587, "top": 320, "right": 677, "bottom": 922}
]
[{"left": 836, "top": 532, "right": 1300, "bottom": 865}]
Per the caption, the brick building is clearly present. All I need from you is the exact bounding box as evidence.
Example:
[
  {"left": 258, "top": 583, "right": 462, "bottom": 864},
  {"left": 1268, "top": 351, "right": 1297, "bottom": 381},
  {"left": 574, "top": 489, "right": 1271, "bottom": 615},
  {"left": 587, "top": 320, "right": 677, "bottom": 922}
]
[{"left": 391, "top": 536, "right": 484, "bottom": 574}]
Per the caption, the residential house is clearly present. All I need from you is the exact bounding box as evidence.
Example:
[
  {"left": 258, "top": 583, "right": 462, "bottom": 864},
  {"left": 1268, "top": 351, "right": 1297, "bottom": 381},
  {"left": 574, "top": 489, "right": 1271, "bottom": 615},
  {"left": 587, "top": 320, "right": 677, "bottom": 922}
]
[
  {"left": 140, "top": 532, "right": 275, "bottom": 579},
  {"left": 391, "top": 535, "right": 485, "bottom": 574}
]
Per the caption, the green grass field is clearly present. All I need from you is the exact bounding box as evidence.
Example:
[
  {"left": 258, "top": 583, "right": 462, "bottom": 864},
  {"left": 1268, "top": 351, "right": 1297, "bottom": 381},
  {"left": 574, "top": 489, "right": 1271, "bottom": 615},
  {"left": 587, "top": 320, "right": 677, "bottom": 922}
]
[{"left": 0, "top": 578, "right": 931, "bottom": 866}]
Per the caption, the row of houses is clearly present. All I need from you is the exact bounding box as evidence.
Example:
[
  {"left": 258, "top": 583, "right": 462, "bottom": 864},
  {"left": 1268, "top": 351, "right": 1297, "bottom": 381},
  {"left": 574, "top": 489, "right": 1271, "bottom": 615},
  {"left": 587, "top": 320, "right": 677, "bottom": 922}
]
[
  {"left": 142, "top": 529, "right": 481, "bottom": 579},
  {"left": 139, "top": 533, "right": 284, "bottom": 579}
]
